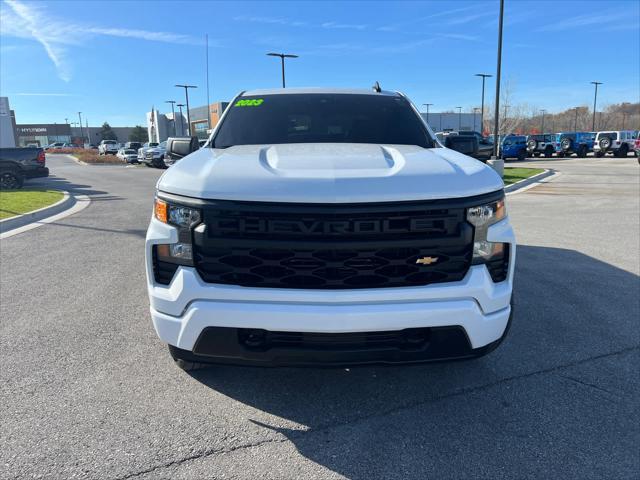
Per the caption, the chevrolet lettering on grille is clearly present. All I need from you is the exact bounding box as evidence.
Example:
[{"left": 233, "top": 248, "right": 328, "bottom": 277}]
[{"left": 210, "top": 217, "right": 448, "bottom": 236}]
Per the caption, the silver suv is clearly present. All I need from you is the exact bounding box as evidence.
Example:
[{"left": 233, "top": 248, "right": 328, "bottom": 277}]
[{"left": 593, "top": 130, "right": 638, "bottom": 157}]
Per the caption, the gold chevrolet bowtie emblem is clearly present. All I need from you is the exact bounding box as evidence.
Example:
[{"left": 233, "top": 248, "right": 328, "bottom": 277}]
[{"left": 416, "top": 256, "right": 439, "bottom": 265}]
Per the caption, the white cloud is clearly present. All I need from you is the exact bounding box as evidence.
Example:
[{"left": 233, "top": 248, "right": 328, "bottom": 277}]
[
  {"left": 1, "top": 0, "right": 204, "bottom": 81},
  {"left": 321, "top": 22, "right": 367, "bottom": 31},
  {"left": 536, "top": 12, "right": 629, "bottom": 32}
]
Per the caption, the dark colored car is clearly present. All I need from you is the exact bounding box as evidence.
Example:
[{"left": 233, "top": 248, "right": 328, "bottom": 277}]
[
  {"left": 436, "top": 130, "right": 493, "bottom": 162},
  {"left": 0, "top": 147, "right": 49, "bottom": 189},
  {"left": 457, "top": 131, "right": 494, "bottom": 160},
  {"left": 500, "top": 135, "right": 528, "bottom": 161},
  {"left": 553, "top": 132, "right": 595, "bottom": 158},
  {"left": 526, "top": 134, "right": 555, "bottom": 158}
]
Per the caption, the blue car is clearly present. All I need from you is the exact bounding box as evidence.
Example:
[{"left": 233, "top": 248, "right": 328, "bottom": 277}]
[
  {"left": 554, "top": 132, "right": 595, "bottom": 158},
  {"left": 500, "top": 135, "right": 528, "bottom": 161}
]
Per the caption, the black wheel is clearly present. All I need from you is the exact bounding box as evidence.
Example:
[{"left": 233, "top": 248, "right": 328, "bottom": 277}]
[
  {"left": 595, "top": 151, "right": 605, "bottom": 158},
  {"left": 168, "top": 345, "right": 207, "bottom": 372},
  {"left": 517, "top": 150, "right": 526, "bottom": 161},
  {"left": 577, "top": 145, "right": 587, "bottom": 158},
  {"left": 0, "top": 170, "right": 24, "bottom": 190},
  {"left": 533, "top": 152, "right": 541, "bottom": 157},
  {"left": 561, "top": 137, "right": 572, "bottom": 152},
  {"left": 544, "top": 147, "right": 554, "bottom": 158},
  {"left": 599, "top": 137, "right": 612, "bottom": 150},
  {"left": 615, "top": 144, "right": 629, "bottom": 158}
]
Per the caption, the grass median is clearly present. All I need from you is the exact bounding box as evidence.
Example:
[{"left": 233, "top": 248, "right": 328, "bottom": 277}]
[
  {"left": 503, "top": 167, "right": 545, "bottom": 185},
  {"left": 0, "top": 189, "right": 64, "bottom": 220},
  {"left": 52, "top": 148, "right": 126, "bottom": 164}
]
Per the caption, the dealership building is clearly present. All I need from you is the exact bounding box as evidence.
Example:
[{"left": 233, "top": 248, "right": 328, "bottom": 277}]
[
  {"left": 15, "top": 123, "right": 72, "bottom": 147},
  {"left": 146, "top": 101, "right": 229, "bottom": 142},
  {"left": 421, "top": 112, "right": 482, "bottom": 133}
]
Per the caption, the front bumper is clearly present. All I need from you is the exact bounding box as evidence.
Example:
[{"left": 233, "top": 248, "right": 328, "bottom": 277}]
[{"left": 145, "top": 216, "right": 516, "bottom": 365}]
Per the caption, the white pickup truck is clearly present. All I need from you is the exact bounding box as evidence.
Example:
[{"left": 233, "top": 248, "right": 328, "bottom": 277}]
[
  {"left": 98, "top": 140, "right": 118, "bottom": 155},
  {"left": 145, "top": 87, "right": 516, "bottom": 370}
]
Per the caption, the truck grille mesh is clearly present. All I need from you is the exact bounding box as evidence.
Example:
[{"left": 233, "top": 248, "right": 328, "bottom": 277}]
[{"left": 189, "top": 198, "right": 483, "bottom": 289}]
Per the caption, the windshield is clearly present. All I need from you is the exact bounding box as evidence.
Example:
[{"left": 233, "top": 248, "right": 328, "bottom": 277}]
[
  {"left": 212, "top": 93, "right": 433, "bottom": 148},
  {"left": 124, "top": 149, "right": 136, "bottom": 154}
]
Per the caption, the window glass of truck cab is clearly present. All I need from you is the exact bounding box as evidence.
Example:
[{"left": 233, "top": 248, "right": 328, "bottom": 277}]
[{"left": 212, "top": 94, "right": 434, "bottom": 148}]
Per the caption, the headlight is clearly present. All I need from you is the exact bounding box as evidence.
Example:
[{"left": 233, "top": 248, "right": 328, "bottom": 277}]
[
  {"left": 467, "top": 198, "right": 507, "bottom": 265},
  {"left": 153, "top": 197, "right": 201, "bottom": 265}
]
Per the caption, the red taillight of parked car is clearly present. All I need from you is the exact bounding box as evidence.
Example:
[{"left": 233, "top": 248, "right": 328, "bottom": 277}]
[{"left": 37, "top": 150, "right": 46, "bottom": 165}]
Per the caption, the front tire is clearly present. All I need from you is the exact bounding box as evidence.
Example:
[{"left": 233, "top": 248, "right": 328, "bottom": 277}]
[
  {"left": 0, "top": 170, "right": 24, "bottom": 190},
  {"left": 517, "top": 150, "right": 526, "bottom": 161},
  {"left": 615, "top": 144, "right": 629, "bottom": 158},
  {"left": 577, "top": 145, "right": 587, "bottom": 158}
]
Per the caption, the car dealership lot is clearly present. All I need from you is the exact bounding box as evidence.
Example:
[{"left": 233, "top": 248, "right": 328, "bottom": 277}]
[{"left": 1, "top": 154, "right": 638, "bottom": 479}]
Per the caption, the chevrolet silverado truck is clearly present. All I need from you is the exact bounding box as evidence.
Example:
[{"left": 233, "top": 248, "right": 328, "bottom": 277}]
[
  {"left": 145, "top": 88, "right": 516, "bottom": 370},
  {"left": 0, "top": 147, "right": 49, "bottom": 189}
]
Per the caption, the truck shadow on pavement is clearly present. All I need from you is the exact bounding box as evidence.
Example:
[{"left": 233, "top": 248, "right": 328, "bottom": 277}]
[
  {"left": 187, "top": 245, "right": 639, "bottom": 479},
  {"left": 30, "top": 175, "right": 122, "bottom": 201}
]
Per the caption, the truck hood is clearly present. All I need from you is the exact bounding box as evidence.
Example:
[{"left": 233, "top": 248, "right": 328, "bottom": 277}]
[{"left": 157, "top": 143, "right": 503, "bottom": 203}]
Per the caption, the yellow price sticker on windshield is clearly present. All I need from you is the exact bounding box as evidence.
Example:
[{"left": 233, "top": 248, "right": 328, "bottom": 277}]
[{"left": 234, "top": 99, "right": 264, "bottom": 107}]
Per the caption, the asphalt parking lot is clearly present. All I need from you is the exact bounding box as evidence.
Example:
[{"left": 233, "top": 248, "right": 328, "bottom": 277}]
[{"left": 1, "top": 153, "right": 639, "bottom": 480}]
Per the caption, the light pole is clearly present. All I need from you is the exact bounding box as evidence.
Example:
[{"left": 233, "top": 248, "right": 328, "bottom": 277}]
[
  {"left": 423, "top": 103, "right": 433, "bottom": 128},
  {"left": 175, "top": 84, "right": 197, "bottom": 136},
  {"left": 492, "top": 0, "right": 504, "bottom": 158},
  {"left": 475, "top": 73, "right": 492, "bottom": 134},
  {"left": 77, "top": 112, "right": 84, "bottom": 146},
  {"left": 473, "top": 107, "right": 480, "bottom": 132},
  {"left": 456, "top": 106, "right": 462, "bottom": 130},
  {"left": 165, "top": 100, "right": 177, "bottom": 136},
  {"left": 540, "top": 109, "right": 547, "bottom": 133},
  {"left": 590, "top": 81, "right": 602, "bottom": 131},
  {"left": 176, "top": 104, "right": 185, "bottom": 136},
  {"left": 266, "top": 52, "right": 298, "bottom": 88},
  {"left": 502, "top": 104, "right": 510, "bottom": 135},
  {"left": 573, "top": 107, "right": 579, "bottom": 131}
]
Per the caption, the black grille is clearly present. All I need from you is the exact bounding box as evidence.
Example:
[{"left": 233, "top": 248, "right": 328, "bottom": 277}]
[
  {"left": 239, "top": 328, "right": 431, "bottom": 351},
  {"left": 183, "top": 195, "right": 505, "bottom": 289}
]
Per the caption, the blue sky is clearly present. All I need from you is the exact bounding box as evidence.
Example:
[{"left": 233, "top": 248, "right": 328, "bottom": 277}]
[{"left": 1, "top": 0, "right": 638, "bottom": 126}]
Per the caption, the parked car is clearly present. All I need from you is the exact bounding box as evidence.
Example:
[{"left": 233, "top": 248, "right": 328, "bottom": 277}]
[
  {"left": 593, "top": 130, "right": 638, "bottom": 157},
  {"left": 143, "top": 141, "right": 167, "bottom": 168},
  {"left": 98, "top": 140, "right": 119, "bottom": 155},
  {"left": 146, "top": 87, "right": 515, "bottom": 370},
  {"left": 0, "top": 147, "right": 49, "bottom": 189},
  {"left": 137, "top": 142, "right": 159, "bottom": 163},
  {"left": 553, "top": 132, "right": 595, "bottom": 158},
  {"left": 116, "top": 148, "right": 139, "bottom": 164},
  {"left": 526, "top": 134, "right": 555, "bottom": 158},
  {"left": 125, "top": 142, "right": 143, "bottom": 151},
  {"left": 436, "top": 131, "right": 493, "bottom": 161},
  {"left": 500, "top": 135, "right": 528, "bottom": 160},
  {"left": 45, "top": 142, "right": 67, "bottom": 150}
]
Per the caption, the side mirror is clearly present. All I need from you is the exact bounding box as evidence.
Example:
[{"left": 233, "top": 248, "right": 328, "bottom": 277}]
[
  {"left": 445, "top": 135, "right": 479, "bottom": 155},
  {"left": 166, "top": 136, "right": 200, "bottom": 161}
]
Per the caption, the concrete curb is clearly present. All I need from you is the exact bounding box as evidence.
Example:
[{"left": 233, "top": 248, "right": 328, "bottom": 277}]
[
  {"left": 504, "top": 168, "right": 559, "bottom": 195},
  {"left": 0, "top": 191, "right": 91, "bottom": 239}
]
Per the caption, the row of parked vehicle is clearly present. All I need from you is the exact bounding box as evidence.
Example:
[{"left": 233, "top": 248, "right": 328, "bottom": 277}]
[
  {"left": 504, "top": 130, "right": 639, "bottom": 160},
  {"left": 436, "top": 129, "right": 640, "bottom": 161}
]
